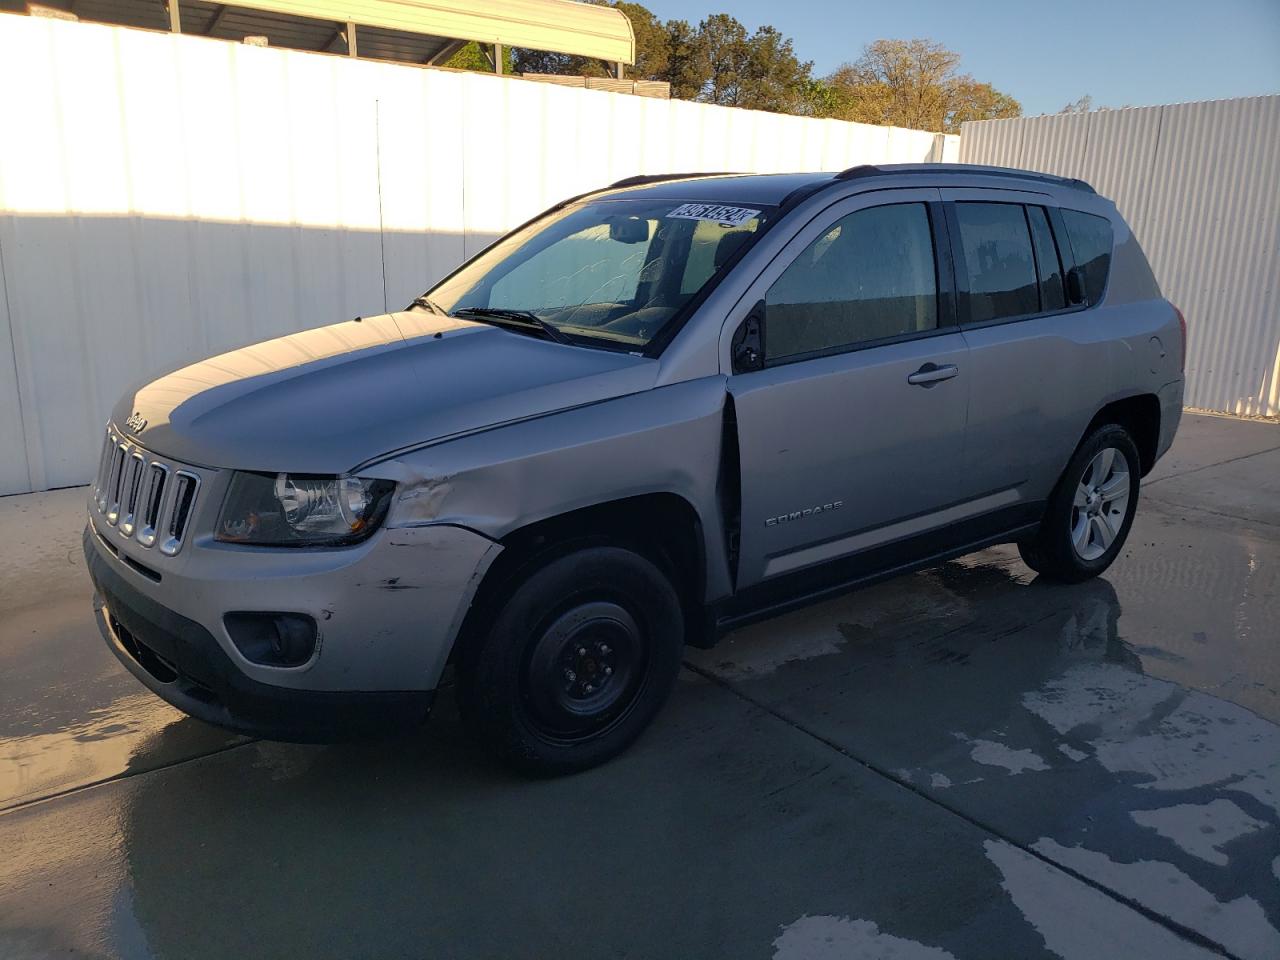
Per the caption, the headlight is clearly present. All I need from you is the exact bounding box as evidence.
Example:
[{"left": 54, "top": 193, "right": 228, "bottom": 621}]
[{"left": 216, "top": 472, "right": 395, "bottom": 546}]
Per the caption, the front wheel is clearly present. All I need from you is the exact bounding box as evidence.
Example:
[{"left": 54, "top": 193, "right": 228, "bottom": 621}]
[
  {"left": 1019, "top": 424, "right": 1141, "bottom": 583},
  {"left": 456, "top": 545, "right": 685, "bottom": 776}
]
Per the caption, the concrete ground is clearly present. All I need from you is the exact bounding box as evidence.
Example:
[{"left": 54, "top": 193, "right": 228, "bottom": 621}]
[{"left": 1, "top": 412, "right": 1277, "bottom": 960}]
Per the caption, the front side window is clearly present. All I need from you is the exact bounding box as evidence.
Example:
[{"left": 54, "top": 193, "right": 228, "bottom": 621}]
[
  {"left": 954, "top": 202, "right": 1039, "bottom": 323},
  {"left": 427, "top": 198, "right": 769, "bottom": 350},
  {"left": 764, "top": 203, "right": 937, "bottom": 361},
  {"left": 1061, "top": 209, "right": 1114, "bottom": 305}
]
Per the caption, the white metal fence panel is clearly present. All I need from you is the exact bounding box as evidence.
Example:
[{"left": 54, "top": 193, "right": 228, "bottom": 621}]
[
  {"left": 961, "top": 96, "right": 1280, "bottom": 418},
  {"left": 0, "top": 14, "right": 958, "bottom": 495}
]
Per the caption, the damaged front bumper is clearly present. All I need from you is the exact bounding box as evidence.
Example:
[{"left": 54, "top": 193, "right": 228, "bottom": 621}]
[{"left": 83, "top": 516, "right": 501, "bottom": 741}]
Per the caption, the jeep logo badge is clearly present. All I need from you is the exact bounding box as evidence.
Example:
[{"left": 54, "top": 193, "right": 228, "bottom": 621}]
[{"left": 125, "top": 411, "right": 147, "bottom": 433}]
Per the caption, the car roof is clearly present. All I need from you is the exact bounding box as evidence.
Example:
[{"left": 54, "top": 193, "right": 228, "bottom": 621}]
[{"left": 596, "top": 164, "right": 1095, "bottom": 207}]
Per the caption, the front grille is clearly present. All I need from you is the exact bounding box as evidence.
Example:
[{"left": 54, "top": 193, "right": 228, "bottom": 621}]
[{"left": 92, "top": 429, "right": 202, "bottom": 556}]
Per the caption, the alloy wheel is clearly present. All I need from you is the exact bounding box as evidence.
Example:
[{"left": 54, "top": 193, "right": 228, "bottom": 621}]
[{"left": 1070, "top": 446, "right": 1131, "bottom": 561}]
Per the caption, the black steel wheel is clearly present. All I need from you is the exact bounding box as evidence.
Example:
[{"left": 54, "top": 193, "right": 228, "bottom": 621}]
[{"left": 456, "top": 545, "right": 684, "bottom": 775}]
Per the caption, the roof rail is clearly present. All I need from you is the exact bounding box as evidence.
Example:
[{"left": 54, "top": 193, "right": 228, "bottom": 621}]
[
  {"left": 833, "top": 163, "right": 1096, "bottom": 194},
  {"left": 608, "top": 172, "right": 744, "bottom": 189}
]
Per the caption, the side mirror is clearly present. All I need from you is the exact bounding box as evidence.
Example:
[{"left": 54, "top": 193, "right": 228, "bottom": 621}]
[
  {"left": 608, "top": 217, "right": 650, "bottom": 244},
  {"left": 732, "top": 301, "right": 766, "bottom": 373},
  {"left": 1065, "top": 266, "right": 1088, "bottom": 306}
]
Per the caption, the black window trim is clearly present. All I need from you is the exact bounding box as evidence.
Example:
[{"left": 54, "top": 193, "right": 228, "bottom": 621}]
[
  {"left": 1025, "top": 203, "right": 1067, "bottom": 313},
  {"left": 759, "top": 199, "right": 958, "bottom": 370},
  {"left": 944, "top": 199, "right": 1094, "bottom": 331}
]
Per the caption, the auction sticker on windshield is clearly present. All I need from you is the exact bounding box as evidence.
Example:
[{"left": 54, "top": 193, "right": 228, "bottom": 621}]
[{"left": 667, "top": 203, "right": 761, "bottom": 227}]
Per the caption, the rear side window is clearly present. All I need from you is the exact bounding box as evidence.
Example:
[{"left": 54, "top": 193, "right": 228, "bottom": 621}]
[
  {"left": 953, "top": 203, "right": 1038, "bottom": 323},
  {"left": 1061, "top": 210, "right": 1114, "bottom": 304},
  {"left": 765, "top": 203, "right": 937, "bottom": 361},
  {"left": 1026, "top": 206, "right": 1066, "bottom": 311}
]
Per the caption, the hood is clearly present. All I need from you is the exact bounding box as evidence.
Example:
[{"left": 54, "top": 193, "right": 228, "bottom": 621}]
[{"left": 113, "top": 311, "right": 657, "bottom": 473}]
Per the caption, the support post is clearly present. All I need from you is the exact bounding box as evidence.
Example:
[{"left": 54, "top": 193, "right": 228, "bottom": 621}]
[
  {"left": 166, "top": 0, "right": 181, "bottom": 33},
  {"left": 493, "top": 42, "right": 503, "bottom": 74},
  {"left": 615, "top": 61, "right": 624, "bottom": 80},
  {"left": 346, "top": 20, "right": 357, "bottom": 57},
  {"left": 204, "top": 4, "right": 227, "bottom": 35}
]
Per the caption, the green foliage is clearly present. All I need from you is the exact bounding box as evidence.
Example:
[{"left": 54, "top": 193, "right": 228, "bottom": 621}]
[
  {"left": 443, "top": 41, "right": 515, "bottom": 74},
  {"left": 692, "top": 14, "right": 813, "bottom": 112},
  {"left": 823, "top": 39, "right": 1021, "bottom": 133}
]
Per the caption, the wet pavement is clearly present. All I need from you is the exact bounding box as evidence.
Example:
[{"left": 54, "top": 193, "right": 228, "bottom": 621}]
[{"left": 1, "top": 413, "right": 1278, "bottom": 959}]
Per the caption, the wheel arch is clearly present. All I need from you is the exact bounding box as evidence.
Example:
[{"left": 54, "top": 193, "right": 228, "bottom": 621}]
[
  {"left": 1082, "top": 393, "right": 1161, "bottom": 476},
  {"left": 451, "top": 493, "right": 711, "bottom": 663}
]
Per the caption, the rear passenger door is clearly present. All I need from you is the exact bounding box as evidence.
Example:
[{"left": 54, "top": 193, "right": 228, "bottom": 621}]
[
  {"left": 727, "top": 190, "right": 973, "bottom": 590},
  {"left": 941, "top": 189, "right": 1111, "bottom": 507}
]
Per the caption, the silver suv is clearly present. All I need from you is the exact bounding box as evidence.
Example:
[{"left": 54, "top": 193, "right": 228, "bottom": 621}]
[{"left": 84, "top": 165, "right": 1185, "bottom": 774}]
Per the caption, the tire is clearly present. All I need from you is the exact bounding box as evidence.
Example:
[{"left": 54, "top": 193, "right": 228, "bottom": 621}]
[
  {"left": 456, "top": 545, "right": 685, "bottom": 776},
  {"left": 1018, "top": 424, "right": 1141, "bottom": 583}
]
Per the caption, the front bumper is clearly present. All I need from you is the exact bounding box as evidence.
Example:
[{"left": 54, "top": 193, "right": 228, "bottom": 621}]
[
  {"left": 87, "top": 532, "right": 429, "bottom": 740},
  {"left": 84, "top": 514, "right": 500, "bottom": 741}
]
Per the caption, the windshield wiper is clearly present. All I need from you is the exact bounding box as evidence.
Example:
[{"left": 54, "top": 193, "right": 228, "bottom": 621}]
[
  {"left": 451, "top": 307, "right": 571, "bottom": 345},
  {"left": 407, "top": 295, "right": 448, "bottom": 315}
]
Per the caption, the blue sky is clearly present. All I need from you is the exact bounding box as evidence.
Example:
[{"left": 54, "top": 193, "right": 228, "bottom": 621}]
[{"left": 639, "top": 0, "right": 1280, "bottom": 116}]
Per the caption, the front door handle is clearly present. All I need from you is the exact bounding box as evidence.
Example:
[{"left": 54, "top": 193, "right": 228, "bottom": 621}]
[{"left": 907, "top": 362, "right": 959, "bottom": 387}]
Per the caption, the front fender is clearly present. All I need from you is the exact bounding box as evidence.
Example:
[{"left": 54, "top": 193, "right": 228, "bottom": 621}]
[{"left": 369, "top": 377, "right": 734, "bottom": 602}]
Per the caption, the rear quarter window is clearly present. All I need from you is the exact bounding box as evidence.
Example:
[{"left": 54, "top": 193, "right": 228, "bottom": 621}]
[{"left": 1061, "top": 210, "right": 1115, "bottom": 305}]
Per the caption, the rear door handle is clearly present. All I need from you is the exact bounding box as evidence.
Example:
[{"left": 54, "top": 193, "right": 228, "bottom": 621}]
[{"left": 907, "top": 363, "right": 959, "bottom": 386}]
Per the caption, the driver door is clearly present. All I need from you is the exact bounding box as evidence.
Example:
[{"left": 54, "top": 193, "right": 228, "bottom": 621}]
[{"left": 726, "top": 190, "right": 977, "bottom": 591}]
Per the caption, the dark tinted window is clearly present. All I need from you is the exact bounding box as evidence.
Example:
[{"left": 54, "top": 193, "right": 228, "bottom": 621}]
[
  {"left": 955, "top": 202, "right": 1039, "bottom": 323},
  {"left": 1027, "top": 205, "right": 1066, "bottom": 311},
  {"left": 765, "top": 203, "right": 936, "bottom": 360},
  {"left": 1061, "top": 209, "right": 1114, "bottom": 305}
]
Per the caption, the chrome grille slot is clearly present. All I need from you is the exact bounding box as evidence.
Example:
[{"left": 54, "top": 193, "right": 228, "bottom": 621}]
[
  {"left": 91, "top": 431, "right": 201, "bottom": 558},
  {"left": 161, "top": 472, "right": 200, "bottom": 556},
  {"left": 119, "top": 453, "right": 145, "bottom": 537},
  {"left": 105, "top": 443, "right": 128, "bottom": 525},
  {"left": 138, "top": 463, "right": 168, "bottom": 548},
  {"left": 93, "top": 430, "right": 114, "bottom": 509}
]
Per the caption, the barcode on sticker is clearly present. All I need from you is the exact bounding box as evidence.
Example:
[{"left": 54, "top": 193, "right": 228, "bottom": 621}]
[{"left": 667, "top": 203, "right": 761, "bottom": 227}]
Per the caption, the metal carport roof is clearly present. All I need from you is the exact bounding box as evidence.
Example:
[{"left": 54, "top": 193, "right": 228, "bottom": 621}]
[{"left": 21, "top": 0, "right": 636, "bottom": 68}]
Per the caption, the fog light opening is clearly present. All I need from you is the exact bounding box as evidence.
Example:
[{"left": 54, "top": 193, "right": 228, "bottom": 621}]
[{"left": 224, "top": 612, "right": 318, "bottom": 667}]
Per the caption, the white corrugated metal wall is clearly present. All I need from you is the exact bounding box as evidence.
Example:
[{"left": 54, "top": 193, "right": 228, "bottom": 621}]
[
  {"left": 960, "top": 96, "right": 1280, "bottom": 419},
  {"left": 0, "top": 14, "right": 957, "bottom": 496}
]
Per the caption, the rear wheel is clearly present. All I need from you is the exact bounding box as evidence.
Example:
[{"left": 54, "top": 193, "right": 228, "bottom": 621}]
[
  {"left": 1019, "top": 424, "right": 1140, "bottom": 583},
  {"left": 456, "top": 545, "right": 684, "bottom": 776}
]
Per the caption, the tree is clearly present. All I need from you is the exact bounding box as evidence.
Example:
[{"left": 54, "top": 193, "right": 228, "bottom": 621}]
[
  {"left": 510, "top": 2, "right": 671, "bottom": 79},
  {"left": 444, "top": 41, "right": 514, "bottom": 74},
  {"left": 507, "top": 4, "right": 813, "bottom": 113},
  {"left": 824, "top": 39, "right": 1020, "bottom": 132},
  {"left": 795, "top": 77, "right": 847, "bottom": 118},
  {"left": 949, "top": 79, "right": 1021, "bottom": 127},
  {"left": 692, "top": 15, "right": 812, "bottom": 112},
  {"left": 1060, "top": 95, "right": 1094, "bottom": 114}
]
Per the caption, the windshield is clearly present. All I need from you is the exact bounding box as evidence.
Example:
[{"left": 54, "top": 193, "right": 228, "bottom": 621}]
[{"left": 424, "top": 198, "right": 771, "bottom": 350}]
